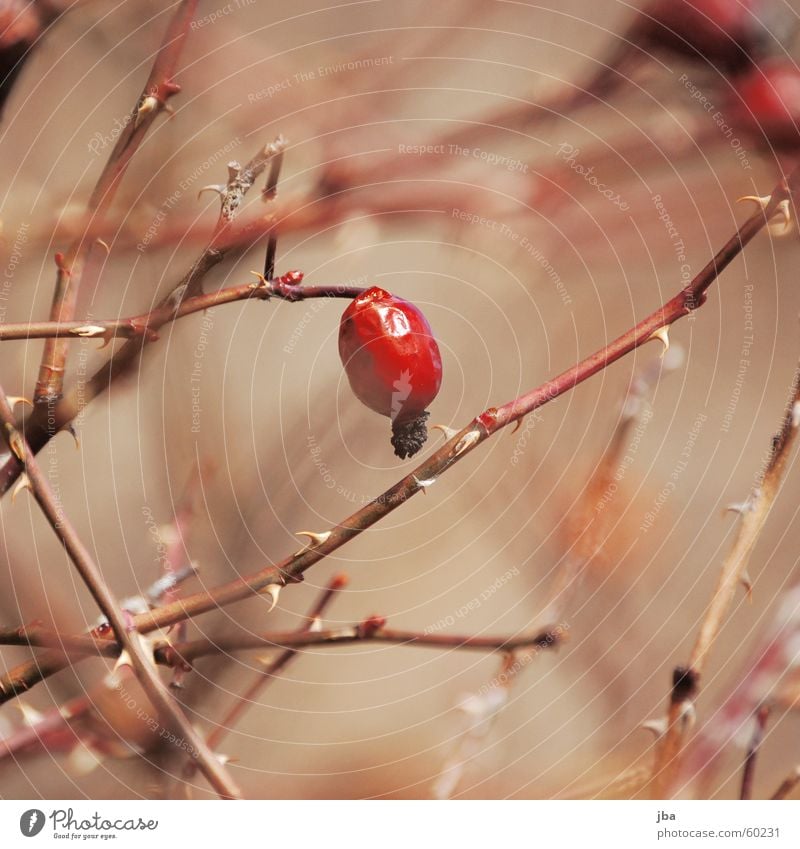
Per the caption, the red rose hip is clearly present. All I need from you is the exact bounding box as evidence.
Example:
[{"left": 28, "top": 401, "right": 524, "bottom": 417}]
[{"left": 338, "top": 286, "right": 443, "bottom": 459}]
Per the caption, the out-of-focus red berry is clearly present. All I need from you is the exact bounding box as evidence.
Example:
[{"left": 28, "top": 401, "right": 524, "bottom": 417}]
[
  {"left": 732, "top": 59, "right": 800, "bottom": 149},
  {"left": 643, "top": 0, "right": 782, "bottom": 71},
  {"left": 338, "top": 286, "right": 442, "bottom": 459}
]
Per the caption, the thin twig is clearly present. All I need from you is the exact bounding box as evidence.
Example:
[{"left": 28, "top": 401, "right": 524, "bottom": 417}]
[
  {"left": 740, "top": 704, "right": 770, "bottom": 800},
  {"left": 651, "top": 358, "right": 800, "bottom": 797},
  {"left": 0, "top": 386, "right": 241, "bottom": 800},
  {"left": 771, "top": 766, "right": 800, "bottom": 800},
  {"left": 0, "top": 277, "right": 364, "bottom": 341},
  {"left": 33, "top": 0, "right": 198, "bottom": 405}
]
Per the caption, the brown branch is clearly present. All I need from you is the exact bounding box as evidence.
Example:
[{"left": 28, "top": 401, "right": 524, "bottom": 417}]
[
  {"left": 0, "top": 624, "right": 120, "bottom": 657},
  {"left": 0, "top": 277, "right": 365, "bottom": 341},
  {"left": 772, "top": 766, "right": 800, "bottom": 800},
  {"left": 160, "top": 623, "right": 562, "bottom": 667},
  {"left": 33, "top": 0, "right": 198, "bottom": 405},
  {"left": 1, "top": 168, "right": 796, "bottom": 700},
  {"left": 740, "top": 705, "right": 770, "bottom": 800},
  {"left": 651, "top": 357, "right": 800, "bottom": 798},
  {"left": 0, "top": 387, "right": 241, "bottom": 800},
  {"left": 0, "top": 619, "right": 562, "bottom": 667}
]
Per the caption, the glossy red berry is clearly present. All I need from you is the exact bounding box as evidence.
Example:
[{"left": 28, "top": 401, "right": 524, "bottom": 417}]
[
  {"left": 338, "top": 286, "right": 442, "bottom": 459},
  {"left": 731, "top": 59, "right": 800, "bottom": 149}
]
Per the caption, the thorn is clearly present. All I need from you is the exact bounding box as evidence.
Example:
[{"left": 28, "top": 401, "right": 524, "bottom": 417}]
[
  {"left": 641, "top": 718, "right": 667, "bottom": 738},
  {"left": 308, "top": 616, "right": 323, "bottom": 633},
  {"left": 112, "top": 650, "right": 133, "bottom": 673},
  {"left": 72, "top": 325, "right": 107, "bottom": 339},
  {"left": 4, "top": 422, "right": 25, "bottom": 462},
  {"left": 737, "top": 194, "right": 772, "bottom": 212},
  {"left": 510, "top": 419, "right": 523, "bottom": 435},
  {"left": 248, "top": 270, "right": 271, "bottom": 296},
  {"left": 792, "top": 401, "right": 800, "bottom": 429},
  {"left": 724, "top": 499, "right": 753, "bottom": 516},
  {"left": 679, "top": 701, "right": 696, "bottom": 730},
  {"left": 261, "top": 583, "right": 281, "bottom": 612},
  {"left": 95, "top": 238, "right": 110, "bottom": 254},
  {"left": 11, "top": 473, "right": 32, "bottom": 503},
  {"left": 738, "top": 194, "right": 793, "bottom": 235},
  {"left": 412, "top": 474, "right": 437, "bottom": 493},
  {"left": 61, "top": 423, "right": 80, "bottom": 450},
  {"left": 295, "top": 530, "right": 332, "bottom": 550},
  {"left": 647, "top": 326, "right": 670, "bottom": 356},
  {"left": 134, "top": 94, "right": 159, "bottom": 129},
  {"left": 741, "top": 570, "right": 754, "bottom": 602},
  {"left": 6, "top": 396, "right": 33, "bottom": 410},
  {"left": 197, "top": 184, "right": 226, "bottom": 201},
  {"left": 431, "top": 423, "right": 459, "bottom": 441},
  {"left": 453, "top": 430, "right": 480, "bottom": 457},
  {"left": 770, "top": 199, "right": 793, "bottom": 236}
]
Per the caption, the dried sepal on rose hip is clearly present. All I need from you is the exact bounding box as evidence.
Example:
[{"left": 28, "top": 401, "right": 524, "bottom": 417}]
[{"left": 338, "top": 286, "right": 442, "bottom": 459}]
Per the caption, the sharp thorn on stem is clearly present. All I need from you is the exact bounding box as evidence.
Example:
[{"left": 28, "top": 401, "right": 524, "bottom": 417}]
[{"left": 647, "top": 326, "right": 670, "bottom": 356}]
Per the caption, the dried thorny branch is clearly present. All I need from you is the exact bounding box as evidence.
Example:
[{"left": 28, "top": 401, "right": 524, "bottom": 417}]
[
  {"left": 0, "top": 136, "right": 287, "bottom": 495},
  {"left": 772, "top": 766, "right": 800, "bottom": 800},
  {"left": 0, "top": 386, "right": 241, "bottom": 799},
  {"left": 33, "top": 0, "right": 198, "bottom": 406},
  {"left": 651, "top": 356, "right": 800, "bottom": 798},
  {"left": 0, "top": 276, "right": 364, "bottom": 342},
  {"left": 0, "top": 619, "right": 562, "bottom": 667},
  {"left": 1, "top": 166, "right": 796, "bottom": 707}
]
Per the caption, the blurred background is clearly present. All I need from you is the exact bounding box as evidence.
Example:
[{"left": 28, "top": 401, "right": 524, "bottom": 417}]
[{"left": 2, "top": 0, "right": 800, "bottom": 799}]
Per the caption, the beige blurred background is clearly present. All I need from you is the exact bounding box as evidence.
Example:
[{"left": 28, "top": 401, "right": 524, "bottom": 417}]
[{"left": 2, "top": 0, "right": 800, "bottom": 799}]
